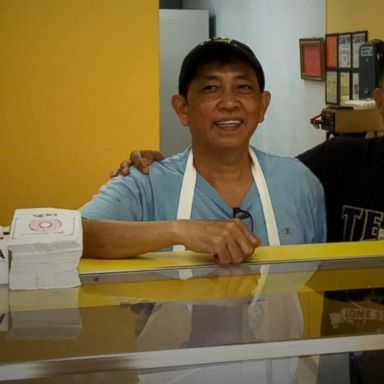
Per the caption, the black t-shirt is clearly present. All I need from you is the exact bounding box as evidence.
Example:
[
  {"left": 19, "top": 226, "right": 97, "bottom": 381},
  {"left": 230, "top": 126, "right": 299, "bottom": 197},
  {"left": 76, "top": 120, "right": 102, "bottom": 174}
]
[
  {"left": 298, "top": 136, "right": 384, "bottom": 242},
  {"left": 299, "top": 137, "right": 384, "bottom": 380}
]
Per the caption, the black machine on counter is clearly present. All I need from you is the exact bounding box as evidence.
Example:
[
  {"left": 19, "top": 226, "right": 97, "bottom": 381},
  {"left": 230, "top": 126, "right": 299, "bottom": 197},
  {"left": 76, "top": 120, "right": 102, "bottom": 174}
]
[
  {"left": 311, "top": 105, "right": 384, "bottom": 139},
  {"left": 359, "top": 39, "right": 384, "bottom": 99}
]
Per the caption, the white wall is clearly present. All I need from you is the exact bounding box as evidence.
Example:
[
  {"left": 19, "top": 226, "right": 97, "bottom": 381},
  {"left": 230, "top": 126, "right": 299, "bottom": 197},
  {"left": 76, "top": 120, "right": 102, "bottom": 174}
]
[
  {"left": 160, "top": 10, "right": 209, "bottom": 156},
  {"left": 182, "top": 0, "right": 326, "bottom": 157}
]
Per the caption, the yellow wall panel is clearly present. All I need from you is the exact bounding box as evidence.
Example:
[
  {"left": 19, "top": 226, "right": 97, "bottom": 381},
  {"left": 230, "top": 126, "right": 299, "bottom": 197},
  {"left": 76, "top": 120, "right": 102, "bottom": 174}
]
[
  {"left": 327, "top": 0, "right": 384, "bottom": 38},
  {"left": 0, "top": 0, "right": 159, "bottom": 225}
]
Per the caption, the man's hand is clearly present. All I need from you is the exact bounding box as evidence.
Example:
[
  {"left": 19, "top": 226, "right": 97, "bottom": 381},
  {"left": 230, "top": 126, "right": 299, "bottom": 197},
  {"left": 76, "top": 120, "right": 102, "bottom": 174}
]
[
  {"left": 175, "top": 219, "right": 261, "bottom": 265},
  {"left": 111, "top": 150, "right": 164, "bottom": 177}
]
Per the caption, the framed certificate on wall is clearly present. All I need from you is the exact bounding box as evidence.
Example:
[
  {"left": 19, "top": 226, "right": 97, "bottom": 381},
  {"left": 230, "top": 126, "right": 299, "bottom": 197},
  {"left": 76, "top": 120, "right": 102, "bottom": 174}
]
[
  {"left": 352, "top": 31, "right": 368, "bottom": 69},
  {"left": 299, "top": 38, "right": 325, "bottom": 80},
  {"left": 339, "top": 70, "right": 351, "bottom": 103},
  {"left": 326, "top": 34, "right": 338, "bottom": 68},
  {"left": 326, "top": 70, "right": 339, "bottom": 105},
  {"left": 338, "top": 33, "right": 352, "bottom": 69},
  {"left": 352, "top": 71, "right": 360, "bottom": 100}
]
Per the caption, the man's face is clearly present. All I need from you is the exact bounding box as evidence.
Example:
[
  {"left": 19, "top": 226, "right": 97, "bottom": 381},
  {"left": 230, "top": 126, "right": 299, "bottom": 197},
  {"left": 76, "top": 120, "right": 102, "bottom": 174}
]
[{"left": 172, "top": 61, "right": 271, "bottom": 153}]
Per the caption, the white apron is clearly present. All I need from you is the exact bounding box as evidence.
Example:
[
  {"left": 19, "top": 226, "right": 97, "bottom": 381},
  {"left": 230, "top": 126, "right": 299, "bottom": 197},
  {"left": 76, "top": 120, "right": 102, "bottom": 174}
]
[{"left": 172, "top": 147, "right": 281, "bottom": 251}]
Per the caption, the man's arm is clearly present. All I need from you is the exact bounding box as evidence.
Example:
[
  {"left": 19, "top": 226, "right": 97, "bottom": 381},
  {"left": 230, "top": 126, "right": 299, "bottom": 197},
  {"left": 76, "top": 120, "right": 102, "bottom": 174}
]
[
  {"left": 82, "top": 219, "right": 180, "bottom": 259},
  {"left": 82, "top": 218, "right": 260, "bottom": 265}
]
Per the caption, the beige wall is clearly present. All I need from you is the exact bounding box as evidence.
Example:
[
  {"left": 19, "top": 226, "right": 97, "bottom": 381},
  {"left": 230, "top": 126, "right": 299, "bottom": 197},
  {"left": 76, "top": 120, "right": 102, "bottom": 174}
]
[
  {"left": 327, "top": 0, "right": 384, "bottom": 38},
  {"left": 0, "top": 0, "right": 159, "bottom": 225}
]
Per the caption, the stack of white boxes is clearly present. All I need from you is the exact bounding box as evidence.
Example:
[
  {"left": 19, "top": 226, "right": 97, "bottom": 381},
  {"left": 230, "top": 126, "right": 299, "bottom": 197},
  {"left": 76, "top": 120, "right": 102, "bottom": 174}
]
[{"left": 7, "top": 208, "right": 83, "bottom": 290}]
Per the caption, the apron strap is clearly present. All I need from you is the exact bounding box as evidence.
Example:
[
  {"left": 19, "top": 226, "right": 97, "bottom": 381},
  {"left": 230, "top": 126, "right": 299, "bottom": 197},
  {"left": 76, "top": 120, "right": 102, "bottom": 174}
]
[
  {"left": 248, "top": 149, "right": 280, "bottom": 246},
  {"left": 173, "top": 149, "right": 196, "bottom": 251}
]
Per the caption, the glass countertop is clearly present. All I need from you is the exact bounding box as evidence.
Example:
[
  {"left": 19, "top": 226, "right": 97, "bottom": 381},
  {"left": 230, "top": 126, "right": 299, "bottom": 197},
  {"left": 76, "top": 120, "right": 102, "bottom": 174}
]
[{"left": 1, "top": 256, "right": 384, "bottom": 383}]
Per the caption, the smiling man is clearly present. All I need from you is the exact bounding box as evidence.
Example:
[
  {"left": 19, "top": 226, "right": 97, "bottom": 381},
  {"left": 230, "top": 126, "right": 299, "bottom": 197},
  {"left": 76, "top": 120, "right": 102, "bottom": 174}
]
[{"left": 80, "top": 38, "right": 326, "bottom": 263}]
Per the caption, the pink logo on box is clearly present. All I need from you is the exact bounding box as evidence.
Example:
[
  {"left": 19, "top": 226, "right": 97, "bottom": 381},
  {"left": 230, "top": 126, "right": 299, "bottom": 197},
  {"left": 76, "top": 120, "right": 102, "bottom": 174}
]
[{"left": 29, "top": 219, "right": 62, "bottom": 233}]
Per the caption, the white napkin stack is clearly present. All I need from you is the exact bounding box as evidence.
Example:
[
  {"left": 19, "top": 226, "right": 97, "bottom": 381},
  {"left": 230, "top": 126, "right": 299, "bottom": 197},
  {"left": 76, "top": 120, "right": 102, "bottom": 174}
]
[{"left": 7, "top": 208, "right": 83, "bottom": 290}]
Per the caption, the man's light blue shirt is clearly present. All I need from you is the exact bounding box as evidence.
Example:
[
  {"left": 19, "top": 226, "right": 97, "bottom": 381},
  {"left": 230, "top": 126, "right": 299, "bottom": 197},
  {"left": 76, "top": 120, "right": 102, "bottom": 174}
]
[{"left": 80, "top": 147, "right": 326, "bottom": 248}]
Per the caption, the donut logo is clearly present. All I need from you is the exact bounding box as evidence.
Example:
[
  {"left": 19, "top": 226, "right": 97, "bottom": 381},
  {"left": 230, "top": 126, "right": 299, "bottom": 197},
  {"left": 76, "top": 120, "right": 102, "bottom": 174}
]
[{"left": 29, "top": 219, "right": 62, "bottom": 233}]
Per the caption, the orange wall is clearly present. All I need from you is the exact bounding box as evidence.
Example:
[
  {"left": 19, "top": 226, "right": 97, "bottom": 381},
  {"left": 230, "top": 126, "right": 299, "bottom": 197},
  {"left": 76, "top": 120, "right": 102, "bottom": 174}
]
[
  {"left": 327, "top": 0, "right": 384, "bottom": 38},
  {"left": 0, "top": 0, "right": 159, "bottom": 225}
]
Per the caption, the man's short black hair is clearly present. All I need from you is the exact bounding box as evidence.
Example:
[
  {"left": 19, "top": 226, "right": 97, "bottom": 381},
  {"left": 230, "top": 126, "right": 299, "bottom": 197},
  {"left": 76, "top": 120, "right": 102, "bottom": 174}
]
[{"left": 178, "top": 38, "right": 265, "bottom": 97}]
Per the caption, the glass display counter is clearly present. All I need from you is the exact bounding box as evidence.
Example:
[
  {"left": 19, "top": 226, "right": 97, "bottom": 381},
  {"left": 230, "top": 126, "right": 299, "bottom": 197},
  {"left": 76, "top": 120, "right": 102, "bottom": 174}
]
[{"left": 1, "top": 242, "right": 384, "bottom": 383}]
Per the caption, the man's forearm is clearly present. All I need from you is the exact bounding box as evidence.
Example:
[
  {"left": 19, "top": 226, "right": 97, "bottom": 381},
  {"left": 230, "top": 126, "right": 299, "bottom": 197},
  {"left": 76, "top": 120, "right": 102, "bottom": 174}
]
[
  {"left": 82, "top": 219, "right": 181, "bottom": 259},
  {"left": 81, "top": 218, "right": 260, "bottom": 264}
]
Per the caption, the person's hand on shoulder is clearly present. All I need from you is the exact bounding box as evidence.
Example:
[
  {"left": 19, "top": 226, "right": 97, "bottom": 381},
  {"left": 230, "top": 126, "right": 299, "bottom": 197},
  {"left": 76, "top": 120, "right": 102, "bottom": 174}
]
[{"left": 110, "top": 150, "right": 165, "bottom": 178}]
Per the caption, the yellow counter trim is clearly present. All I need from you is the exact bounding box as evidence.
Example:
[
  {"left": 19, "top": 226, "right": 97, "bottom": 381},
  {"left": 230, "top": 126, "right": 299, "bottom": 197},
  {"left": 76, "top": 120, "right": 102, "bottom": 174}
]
[{"left": 79, "top": 240, "right": 384, "bottom": 273}]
